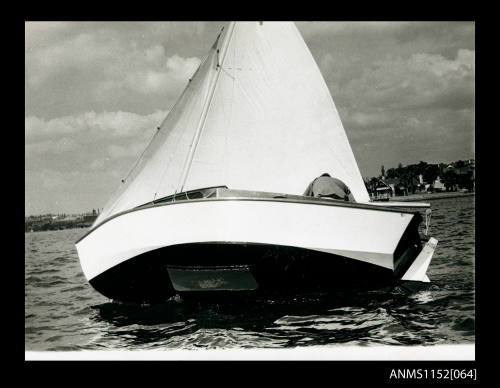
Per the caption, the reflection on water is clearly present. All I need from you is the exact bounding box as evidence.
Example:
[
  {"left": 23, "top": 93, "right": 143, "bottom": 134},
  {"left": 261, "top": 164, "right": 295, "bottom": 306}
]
[
  {"left": 25, "top": 196, "right": 475, "bottom": 351},
  {"left": 84, "top": 286, "right": 473, "bottom": 350}
]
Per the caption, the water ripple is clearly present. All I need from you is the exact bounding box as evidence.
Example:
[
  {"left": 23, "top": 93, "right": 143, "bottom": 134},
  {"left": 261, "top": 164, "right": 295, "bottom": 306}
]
[{"left": 25, "top": 197, "right": 475, "bottom": 351}]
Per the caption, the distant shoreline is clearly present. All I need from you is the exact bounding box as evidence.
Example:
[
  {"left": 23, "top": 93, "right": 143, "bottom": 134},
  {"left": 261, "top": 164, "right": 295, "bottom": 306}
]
[
  {"left": 388, "top": 192, "right": 474, "bottom": 202},
  {"left": 25, "top": 223, "right": 93, "bottom": 233}
]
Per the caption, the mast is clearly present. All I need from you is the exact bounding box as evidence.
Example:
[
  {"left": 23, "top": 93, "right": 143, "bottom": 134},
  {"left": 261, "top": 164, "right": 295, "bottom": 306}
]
[{"left": 177, "top": 22, "right": 236, "bottom": 193}]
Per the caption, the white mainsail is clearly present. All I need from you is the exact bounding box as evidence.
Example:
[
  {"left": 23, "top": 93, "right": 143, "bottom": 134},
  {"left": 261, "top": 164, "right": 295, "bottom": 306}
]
[{"left": 95, "top": 22, "right": 370, "bottom": 226}]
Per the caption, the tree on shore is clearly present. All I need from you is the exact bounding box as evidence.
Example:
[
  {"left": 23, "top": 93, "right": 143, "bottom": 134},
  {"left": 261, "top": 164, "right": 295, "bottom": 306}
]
[
  {"left": 386, "top": 167, "right": 397, "bottom": 179},
  {"left": 416, "top": 161, "right": 428, "bottom": 176},
  {"left": 365, "top": 159, "right": 474, "bottom": 194},
  {"left": 442, "top": 170, "right": 458, "bottom": 191},
  {"left": 423, "top": 164, "right": 440, "bottom": 185}
]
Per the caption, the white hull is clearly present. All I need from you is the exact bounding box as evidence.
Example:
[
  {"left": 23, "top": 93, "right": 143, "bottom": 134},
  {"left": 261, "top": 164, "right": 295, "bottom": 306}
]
[{"left": 76, "top": 197, "right": 434, "bottom": 301}]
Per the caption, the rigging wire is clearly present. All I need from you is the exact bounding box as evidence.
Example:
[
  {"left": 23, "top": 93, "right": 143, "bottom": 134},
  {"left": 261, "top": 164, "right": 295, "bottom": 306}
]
[
  {"left": 155, "top": 50, "right": 216, "bottom": 202},
  {"left": 152, "top": 76, "right": 202, "bottom": 201},
  {"left": 177, "top": 22, "right": 236, "bottom": 194},
  {"left": 225, "top": 27, "right": 237, "bottom": 186},
  {"left": 168, "top": 25, "right": 227, "bottom": 200}
]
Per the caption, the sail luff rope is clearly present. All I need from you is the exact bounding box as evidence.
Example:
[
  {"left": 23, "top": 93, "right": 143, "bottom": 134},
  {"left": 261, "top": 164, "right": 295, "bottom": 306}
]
[
  {"left": 103, "top": 118, "right": 165, "bottom": 218},
  {"left": 177, "top": 22, "right": 236, "bottom": 194},
  {"left": 119, "top": 125, "right": 160, "bottom": 185}
]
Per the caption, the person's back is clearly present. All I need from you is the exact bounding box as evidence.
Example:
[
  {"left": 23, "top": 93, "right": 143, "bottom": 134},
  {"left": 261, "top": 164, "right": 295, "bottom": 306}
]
[{"left": 304, "top": 173, "right": 354, "bottom": 201}]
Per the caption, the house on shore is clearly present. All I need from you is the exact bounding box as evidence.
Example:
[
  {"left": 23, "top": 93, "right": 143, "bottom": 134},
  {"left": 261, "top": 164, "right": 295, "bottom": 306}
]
[
  {"left": 373, "top": 179, "right": 392, "bottom": 200},
  {"left": 437, "top": 161, "right": 475, "bottom": 192},
  {"left": 427, "top": 176, "right": 446, "bottom": 192},
  {"left": 385, "top": 177, "right": 407, "bottom": 196},
  {"left": 25, "top": 209, "right": 101, "bottom": 232}
]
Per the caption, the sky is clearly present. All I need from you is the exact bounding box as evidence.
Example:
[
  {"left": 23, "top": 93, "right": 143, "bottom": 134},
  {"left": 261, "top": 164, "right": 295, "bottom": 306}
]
[{"left": 25, "top": 21, "right": 475, "bottom": 216}]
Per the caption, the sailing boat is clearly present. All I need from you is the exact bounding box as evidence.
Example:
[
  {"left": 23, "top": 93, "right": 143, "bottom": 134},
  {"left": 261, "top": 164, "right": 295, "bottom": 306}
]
[{"left": 76, "top": 22, "right": 438, "bottom": 303}]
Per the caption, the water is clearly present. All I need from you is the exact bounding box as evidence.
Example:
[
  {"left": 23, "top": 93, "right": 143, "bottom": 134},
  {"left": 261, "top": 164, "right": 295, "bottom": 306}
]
[{"left": 25, "top": 196, "right": 475, "bottom": 351}]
